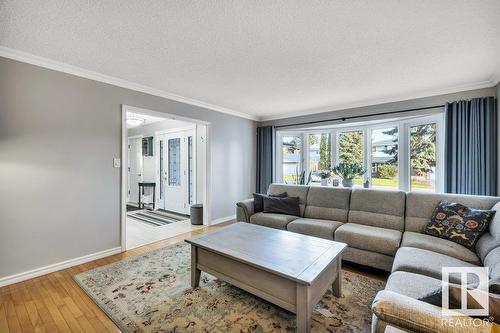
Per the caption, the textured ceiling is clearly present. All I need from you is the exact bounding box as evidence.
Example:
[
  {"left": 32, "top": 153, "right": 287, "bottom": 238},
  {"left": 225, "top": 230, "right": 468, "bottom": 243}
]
[{"left": 1, "top": 1, "right": 500, "bottom": 120}]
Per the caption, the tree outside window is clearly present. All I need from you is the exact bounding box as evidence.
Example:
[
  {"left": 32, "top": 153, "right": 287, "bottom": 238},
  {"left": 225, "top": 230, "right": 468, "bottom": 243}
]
[{"left": 338, "top": 131, "right": 364, "bottom": 184}]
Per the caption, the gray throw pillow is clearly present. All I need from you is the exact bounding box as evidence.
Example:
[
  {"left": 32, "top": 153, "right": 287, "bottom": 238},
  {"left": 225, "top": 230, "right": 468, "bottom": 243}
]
[
  {"left": 253, "top": 192, "right": 287, "bottom": 213},
  {"left": 262, "top": 196, "right": 300, "bottom": 216}
]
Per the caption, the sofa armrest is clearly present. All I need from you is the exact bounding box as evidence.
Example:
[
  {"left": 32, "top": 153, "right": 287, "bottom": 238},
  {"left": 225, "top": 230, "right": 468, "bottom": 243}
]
[
  {"left": 372, "top": 290, "right": 492, "bottom": 333},
  {"left": 236, "top": 198, "right": 255, "bottom": 222}
]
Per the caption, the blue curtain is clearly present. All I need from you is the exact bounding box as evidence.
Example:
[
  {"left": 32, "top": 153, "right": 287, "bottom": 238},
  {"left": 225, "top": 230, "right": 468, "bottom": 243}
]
[
  {"left": 256, "top": 126, "right": 274, "bottom": 193},
  {"left": 445, "top": 96, "right": 497, "bottom": 196}
]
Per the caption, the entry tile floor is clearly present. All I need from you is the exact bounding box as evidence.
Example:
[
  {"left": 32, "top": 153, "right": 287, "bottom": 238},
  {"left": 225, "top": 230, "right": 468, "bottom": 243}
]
[{"left": 126, "top": 212, "right": 204, "bottom": 249}]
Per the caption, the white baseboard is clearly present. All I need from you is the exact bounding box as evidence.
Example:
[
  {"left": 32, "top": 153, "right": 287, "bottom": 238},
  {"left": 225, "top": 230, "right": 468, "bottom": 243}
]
[
  {"left": 0, "top": 216, "right": 234, "bottom": 287},
  {"left": 0, "top": 247, "right": 122, "bottom": 287},
  {"left": 210, "top": 215, "right": 236, "bottom": 226}
]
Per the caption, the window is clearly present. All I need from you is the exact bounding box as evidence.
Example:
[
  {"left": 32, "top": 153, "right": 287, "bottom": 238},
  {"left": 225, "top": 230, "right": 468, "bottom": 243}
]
[
  {"left": 281, "top": 134, "right": 302, "bottom": 183},
  {"left": 338, "top": 130, "right": 364, "bottom": 185},
  {"left": 308, "top": 133, "right": 331, "bottom": 183},
  {"left": 409, "top": 123, "right": 437, "bottom": 192},
  {"left": 159, "top": 139, "right": 164, "bottom": 197},
  {"left": 188, "top": 136, "right": 194, "bottom": 204},
  {"left": 168, "top": 138, "right": 181, "bottom": 186},
  {"left": 371, "top": 127, "right": 398, "bottom": 189},
  {"left": 276, "top": 114, "right": 443, "bottom": 192}
]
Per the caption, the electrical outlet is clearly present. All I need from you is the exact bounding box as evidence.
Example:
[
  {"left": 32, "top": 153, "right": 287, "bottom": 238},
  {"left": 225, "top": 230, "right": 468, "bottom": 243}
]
[{"left": 113, "top": 158, "right": 121, "bottom": 168}]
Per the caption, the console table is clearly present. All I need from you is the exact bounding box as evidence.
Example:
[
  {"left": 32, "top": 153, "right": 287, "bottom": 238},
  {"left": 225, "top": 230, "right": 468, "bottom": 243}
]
[{"left": 138, "top": 182, "right": 156, "bottom": 209}]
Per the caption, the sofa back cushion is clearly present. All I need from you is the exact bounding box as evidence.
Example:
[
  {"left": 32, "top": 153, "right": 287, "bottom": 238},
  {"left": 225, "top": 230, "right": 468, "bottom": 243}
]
[
  {"left": 477, "top": 201, "right": 500, "bottom": 262},
  {"left": 405, "top": 192, "right": 499, "bottom": 233},
  {"left": 268, "top": 184, "right": 309, "bottom": 217},
  {"left": 348, "top": 189, "right": 406, "bottom": 231},
  {"left": 304, "top": 187, "right": 351, "bottom": 222}
]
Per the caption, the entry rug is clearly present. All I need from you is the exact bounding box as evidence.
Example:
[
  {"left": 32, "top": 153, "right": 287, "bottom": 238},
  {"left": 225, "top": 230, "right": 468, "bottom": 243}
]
[
  {"left": 128, "top": 210, "right": 188, "bottom": 227},
  {"left": 74, "top": 242, "right": 385, "bottom": 332}
]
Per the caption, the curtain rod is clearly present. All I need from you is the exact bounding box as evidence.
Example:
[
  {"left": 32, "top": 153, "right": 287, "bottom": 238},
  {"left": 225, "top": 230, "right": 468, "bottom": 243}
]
[{"left": 274, "top": 104, "right": 445, "bottom": 129}]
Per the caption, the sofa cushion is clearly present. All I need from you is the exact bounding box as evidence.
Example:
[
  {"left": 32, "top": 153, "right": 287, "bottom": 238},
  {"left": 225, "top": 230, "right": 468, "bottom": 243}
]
[
  {"left": 405, "top": 192, "right": 500, "bottom": 233},
  {"left": 385, "top": 271, "right": 443, "bottom": 300},
  {"left": 287, "top": 218, "right": 343, "bottom": 240},
  {"left": 401, "top": 231, "right": 481, "bottom": 265},
  {"left": 268, "top": 184, "right": 309, "bottom": 217},
  {"left": 342, "top": 247, "right": 394, "bottom": 271},
  {"left": 423, "top": 200, "right": 495, "bottom": 250},
  {"left": 249, "top": 212, "right": 298, "bottom": 230},
  {"left": 392, "top": 247, "right": 478, "bottom": 285},
  {"left": 490, "top": 262, "right": 500, "bottom": 294},
  {"left": 303, "top": 187, "right": 351, "bottom": 222},
  {"left": 335, "top": 223, "right": 402, "bottom": 256},
  {"left": 348, "top": 189, "right": 406, "bottom": 231},
  {"left": 484, "top": 246, "right": 500, "bottom": 294},
  {"left": 476, "top": 201, "right": 500, "bottom": 262}
]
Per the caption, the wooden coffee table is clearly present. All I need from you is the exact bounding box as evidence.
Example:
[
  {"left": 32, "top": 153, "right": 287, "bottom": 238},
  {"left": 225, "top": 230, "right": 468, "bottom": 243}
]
[{"left": 185, "top": 222, "right": 346, "bottom": 333}]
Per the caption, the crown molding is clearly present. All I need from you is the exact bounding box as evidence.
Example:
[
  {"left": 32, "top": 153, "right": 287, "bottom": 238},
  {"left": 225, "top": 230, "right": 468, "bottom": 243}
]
[
  {"left": 260, "top": 79, "right": 497, "bottom": 122},
  {"left": 490, "top": 70, "right": 500, "bottom": 86},
  {"left": 0, "top": 46, "right": 258, "bottom": 121},
  {"left": 2, "top": 46, "right": 498, "bottom": 123}
]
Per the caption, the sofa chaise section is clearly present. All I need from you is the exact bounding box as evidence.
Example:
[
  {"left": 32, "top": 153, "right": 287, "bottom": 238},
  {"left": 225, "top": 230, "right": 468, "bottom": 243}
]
[
  {"left": 402, "top": 192, "right": 500, "bottom": 265},
  {"left": 372, "top": 192, "right": 500, "bottom": 332}
]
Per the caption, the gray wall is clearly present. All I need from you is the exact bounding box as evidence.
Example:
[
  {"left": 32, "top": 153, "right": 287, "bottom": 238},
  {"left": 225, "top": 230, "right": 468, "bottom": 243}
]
[
  {"left": 0, "top": 57, "right": 256, "bottom": 279},
  {"left": 260, "top": 87, "right": 497, "bottom": 128}
]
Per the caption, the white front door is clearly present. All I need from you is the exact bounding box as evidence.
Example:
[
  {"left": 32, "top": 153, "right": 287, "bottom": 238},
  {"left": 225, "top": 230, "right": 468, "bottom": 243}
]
[
  {"left": 156, "top": 129, "right": 195, "bottom": 214},
  {"left": 128, "top": 137, "right": 143, "bottom": 204}
]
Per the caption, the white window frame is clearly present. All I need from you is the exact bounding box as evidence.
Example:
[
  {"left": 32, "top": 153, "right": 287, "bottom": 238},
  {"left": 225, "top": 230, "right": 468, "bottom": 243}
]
[
  {"left": 275, "top": 113, "right": 445, "bottom": 192},
  {"left": 404, "top": 115, "right": 445, "bottom": 193},
  {"left": 275, "top": 131, "right": 304, "bottom": 183}
]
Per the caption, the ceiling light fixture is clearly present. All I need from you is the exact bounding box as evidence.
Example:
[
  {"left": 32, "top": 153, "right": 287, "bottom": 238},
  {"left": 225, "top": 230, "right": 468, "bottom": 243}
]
[{"left": 126, "top": 116, "right": 145, "bottom": 128}]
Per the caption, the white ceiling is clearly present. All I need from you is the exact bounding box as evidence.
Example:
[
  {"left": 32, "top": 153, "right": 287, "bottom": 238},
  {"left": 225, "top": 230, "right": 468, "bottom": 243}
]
[{"left": 1, "top": 1, "right": 499, "bottom": 121}]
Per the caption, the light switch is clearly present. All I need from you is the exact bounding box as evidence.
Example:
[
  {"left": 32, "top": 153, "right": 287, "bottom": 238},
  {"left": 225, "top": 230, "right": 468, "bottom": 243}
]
[{"left": 113, "top": 158, "right": 121, "bottom": 168}]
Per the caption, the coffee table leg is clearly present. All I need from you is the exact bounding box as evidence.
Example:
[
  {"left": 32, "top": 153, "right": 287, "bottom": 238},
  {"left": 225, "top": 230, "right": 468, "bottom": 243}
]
[
  {"left": 332, "top": 257, "right": 342, "bottom": 297},
  {"left": 296, "top": 284, "right": 311, "bottom": 333},
  {"left": 191, "top": 245, "right": 201, "bottom": 288}
]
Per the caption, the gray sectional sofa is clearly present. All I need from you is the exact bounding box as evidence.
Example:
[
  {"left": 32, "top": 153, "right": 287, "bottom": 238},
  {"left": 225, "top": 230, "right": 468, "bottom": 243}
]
[{"left": 236, "top": 184, "right": 500, "bottom": 332}]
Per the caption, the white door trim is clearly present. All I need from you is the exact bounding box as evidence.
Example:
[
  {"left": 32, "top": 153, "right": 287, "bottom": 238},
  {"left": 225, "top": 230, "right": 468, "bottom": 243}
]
[
  {"left": 127, "top": 135, "right": 144, "bottom": 204},
  {"left": 121, "top": 105, "right": 211, "bottom": 252}
]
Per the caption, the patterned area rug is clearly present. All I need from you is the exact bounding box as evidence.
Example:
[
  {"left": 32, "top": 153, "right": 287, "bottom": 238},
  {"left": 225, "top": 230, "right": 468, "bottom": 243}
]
[{"left": 74, "top": 242, "right": 385, "bottom": 332}]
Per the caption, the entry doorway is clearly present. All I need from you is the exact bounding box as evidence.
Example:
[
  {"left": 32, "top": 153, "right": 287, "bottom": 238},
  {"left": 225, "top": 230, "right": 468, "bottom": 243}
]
[{"left": 121, "top": 105, "right": 210, "bottom": 250}]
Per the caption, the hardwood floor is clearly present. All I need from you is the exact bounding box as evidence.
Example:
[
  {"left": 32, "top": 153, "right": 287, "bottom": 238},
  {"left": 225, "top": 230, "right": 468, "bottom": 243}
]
[{"left": 0, "top": 222, "right": 386, "bottom": 333}]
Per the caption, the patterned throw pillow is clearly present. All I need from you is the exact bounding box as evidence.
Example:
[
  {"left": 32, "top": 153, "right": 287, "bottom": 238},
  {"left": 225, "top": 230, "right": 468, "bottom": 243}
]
[{"left": 424, "top": 200, "right": 495, "bottom": 249}]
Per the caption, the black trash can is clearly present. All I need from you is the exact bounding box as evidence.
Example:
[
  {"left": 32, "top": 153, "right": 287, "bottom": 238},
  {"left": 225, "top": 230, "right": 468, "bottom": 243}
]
[{"left": 190, "top": 204, "right": 203, "bottom": 225}]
